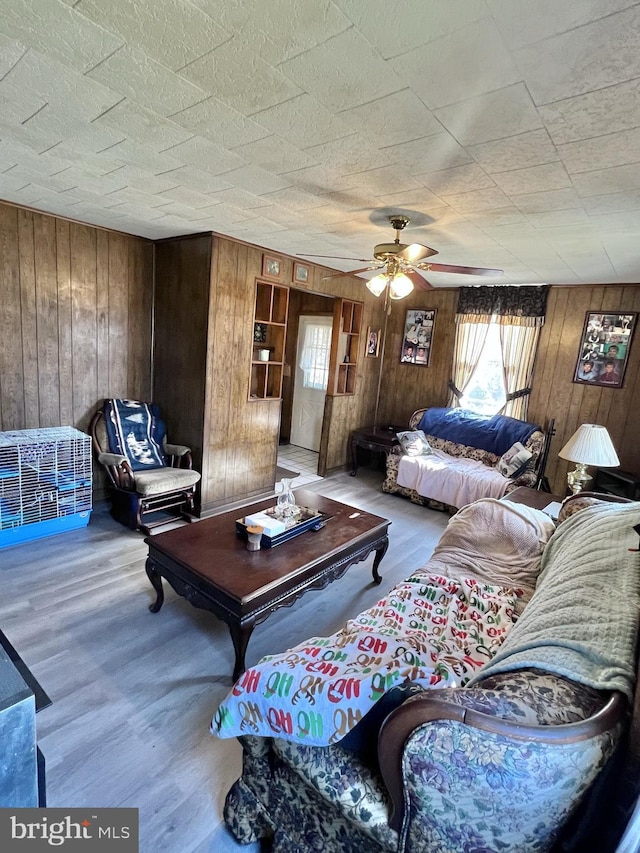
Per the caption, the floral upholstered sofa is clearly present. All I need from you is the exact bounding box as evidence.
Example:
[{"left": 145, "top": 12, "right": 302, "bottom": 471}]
[
  {"left": 212, "top": 494, "right": 640, "bottom": 852},
  {"left": 383, "top": 407, "right": 553, "bottom": 512}
]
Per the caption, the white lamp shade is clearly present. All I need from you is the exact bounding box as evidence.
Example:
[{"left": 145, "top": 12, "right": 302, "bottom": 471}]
[
  {"left": 388, "top": 273, "right": 414, "bottom": 300},
  {"left": 558, "top": 424, "right": 620, "bottom": 467},
  {"left": 365, "top": 273, "right": 388, "bottom": 297}
]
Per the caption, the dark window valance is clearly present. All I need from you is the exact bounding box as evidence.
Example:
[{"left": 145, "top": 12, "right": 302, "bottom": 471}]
[{"left": 456, "top": 286, "right": 549, "bottom": 322}]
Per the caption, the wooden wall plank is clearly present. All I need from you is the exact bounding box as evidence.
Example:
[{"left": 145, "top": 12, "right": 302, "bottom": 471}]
[
  {"left": 0, "top": 205, "right": 24, "bottom": 429},
  {"left": 18, "top": 209, "right": 39, "bottom": 428},
  {"left": 56, "top": 220, "right": 74, "bottom": 427},
  {"left": 33, "top": 214, "right": 60, "bottom": 426}
]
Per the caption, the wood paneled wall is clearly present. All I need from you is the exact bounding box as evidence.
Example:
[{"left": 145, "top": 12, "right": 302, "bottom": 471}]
[
  {"left": 528, "top": 284, "right": 640, "bottom": 494},
  {"left": 376, "top": 282, "right": 640, "bottom": 495},
  {"left": 0, "top": 202, "right": 153, "bottom": 435}
]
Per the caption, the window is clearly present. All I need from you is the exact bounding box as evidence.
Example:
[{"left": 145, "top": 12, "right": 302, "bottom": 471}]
[
  {"left": 459, "top": 323, "right": 506, "bottom": 415},
  {"left": 300, "top": 323, "right": 331, "bottom": 390}
]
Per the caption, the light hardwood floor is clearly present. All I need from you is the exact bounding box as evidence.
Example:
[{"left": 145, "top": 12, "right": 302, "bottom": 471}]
[{"left": 1, "top": 469, "right": 450, "bottom": 853}]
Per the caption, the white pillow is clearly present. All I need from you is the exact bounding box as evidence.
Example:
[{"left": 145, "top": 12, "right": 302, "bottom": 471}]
[
  {"left": 498, "top": 441, "right": 533, "bottom": 478},
  {"left": 397, "top": 429, "right": 433, "bottom": 456}
]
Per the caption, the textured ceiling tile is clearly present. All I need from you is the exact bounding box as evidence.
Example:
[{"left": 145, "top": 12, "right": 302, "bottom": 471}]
[
  {"left": 156, "top": 165, "right": 234, "bottom": 194},
  {"left": 582, "top": 190, "right": 640, "bottom": 214},
  {"left": 304, "top": 133, "right": 393, "bottom": 176},
  {"left": 0, "top": 0, "right": 124, "bottom": 74},
  {"left": 154, "top": 185, "right": 221, "bottom": 209},
  {"left": 588, "top": 209, "right": 640, "bottom": 230},
  {"left": 91, "top": 99, "right": 193, "bottom": 151},
  {"left": 435, "top": 84, "right": 543, "bottom": 147},
  {"left": 158, "top": 136, "right": 246, "bottom": 176},
  {"left": 375, "top": 187, "right": 448, "bottom": 210},
  {"left": 557, "top": 127, "right": 640, "bottom": 175},
  {"left": 168, "top": 97, "right": 270, "bottom": 148},
  {"left": 491, "top": 162, "right": 572, "bottom": 195},
  {"left": 463, "top": 207, "right": 527, "bottom": 227},
  {"left": 572, "top": 163, "right": 640, "bottom": 198},
  {"left": 512, "top": 187, "right": 583, "bottom": 213},
  {"left": 385, "top": 133, "right": 473, "bottom": 174},
  {"left": 526, "top": 208, "right": 590, "bottom": 228},
  {"left": 86, "top": 46, "right": 208, "bottom": 116},
  {"left": 257, "top": 185, "right": 330, "bottom": 212},
  {"left": 179, "top": 37, "right": 302, "bottom": 115},
  {"left": 488, "top": 0, "right": 635, "bottom": 50},
  {"left": 338, "top": 90, "right": 442, "bottom": 148},
  {"left": 392, "top": 18, "right": 519, "bottom": 110},
  {"left": 1, "top": 49, "right": 121, "bottom": 121},
  {"left": 209, "top": 0, "right": 352, "bottom": 65},
  {"left": 21, "top": 109, "right": 126, "bottom": 156},
  {"left": 277, "top": 28, "right": 404, "bottom": 112},
  {"left": 206, "top": 187, "right": 274, "bottom": 211},
  {"left": 77, "top": 0, "right": 230, "bottom": 71},
  {"left": 516, "top": 7, "right": 640, "bottom": 105},
  {"left": 0, "top": 31, "right": 27, "bottom": 76},
  {"left": 251, "top": 94, "right": 352, "bottom": 149},
  {"left": 231, "top": 135, "right": 317, "bottom": 175},
  {"left": 468, "top": 129, "right": 559, "bottom": 174},
  {"left": 332, "top": 165, "right": 422, "bottom": 197},
  {"left": 439, "top": 186, "right": 512, "bottom": 213},
  {"left": 279, "top": 164, "right": 362, "bottom": 195},
  {"left": 334, "top": 0, "right": 489, "bottom": 59},
  {"left": 219, "top": 164, "right": 291, "bottom": 196},
  {"left": 540, "top": 79, "right": 640, "bottom": 145},
  {"left": 417, "top": 163, "right": 496, "bottom": 195},
  {"left": 91, "top": 139, "right": 183, "bottom": 175}
]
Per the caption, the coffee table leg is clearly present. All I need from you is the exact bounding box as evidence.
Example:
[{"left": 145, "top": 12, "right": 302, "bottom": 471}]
[
  {"left": 371, "top": 536, "right": 388, "bottom": 585},
  {"left": 145, "top": 559, "right": 165, "bottom": 613},
  {"left": 350, "top": 437, "right": 359, "bottom": 476},
  {"left": 229, "top": 623, "right": 254, "bottom": 682}
]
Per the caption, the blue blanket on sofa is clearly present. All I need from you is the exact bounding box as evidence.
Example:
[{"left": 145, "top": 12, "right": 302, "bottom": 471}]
[{"left": 417, "top": 408, "right": 539, "bottom": 457}]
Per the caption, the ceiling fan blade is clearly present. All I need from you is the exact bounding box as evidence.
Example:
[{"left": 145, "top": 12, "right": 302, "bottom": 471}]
[
  {"left": 396, "top": 243, "right": 439, "bottom": 263},
  {"left": 322, "top": 266, "right": 380, "bottom": 280},
  {"left": 297, "top": 253, "right": 374, "bottom": 262},
  {"left": 405, "top": 270, "right": 433, "bottom": 291},
  {"left": 420, "top": 262, "right": 504, "bottom": 276}
]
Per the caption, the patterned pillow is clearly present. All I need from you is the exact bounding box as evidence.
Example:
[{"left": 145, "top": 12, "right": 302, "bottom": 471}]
[
  {"left": 397, "top": 429, "right": 432, "bottom": 456},
  {"left": 498, "top": 441, "right": 533, "bottom": 478}
]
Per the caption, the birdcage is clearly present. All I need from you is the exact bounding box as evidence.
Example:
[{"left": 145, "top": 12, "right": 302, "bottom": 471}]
[{"left": 0, "top": 427, "right": 92, "bottom": 548}]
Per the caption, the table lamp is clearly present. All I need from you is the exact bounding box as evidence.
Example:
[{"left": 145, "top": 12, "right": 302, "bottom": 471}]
[{"left": 558, "top": 424, "right": 620, "bottom": 494}]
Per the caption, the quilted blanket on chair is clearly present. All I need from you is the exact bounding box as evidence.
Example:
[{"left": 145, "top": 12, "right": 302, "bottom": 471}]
[{"left": 104, "top": 399, "right": 166, "bottom": 471}]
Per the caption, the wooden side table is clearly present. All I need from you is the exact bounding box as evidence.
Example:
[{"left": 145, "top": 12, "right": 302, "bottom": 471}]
[
  {"left": 502, "top": 486, "right": 564, "bottom": 514},
  {"left": 349, "top": 424, "right": 405, "bottom": 476}
]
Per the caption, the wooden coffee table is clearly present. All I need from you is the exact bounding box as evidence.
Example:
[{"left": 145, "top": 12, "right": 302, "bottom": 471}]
[{"left": 144, "top": 489, "right": 390, "bottom": 679}]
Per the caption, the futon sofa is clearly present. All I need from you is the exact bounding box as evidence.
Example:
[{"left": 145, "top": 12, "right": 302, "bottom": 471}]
[
  {"left": 212, "top": 493, "right": 639, "bottom": 852},
  {"left": 383, "top": 407, "right": 551, "bottom": 512}
]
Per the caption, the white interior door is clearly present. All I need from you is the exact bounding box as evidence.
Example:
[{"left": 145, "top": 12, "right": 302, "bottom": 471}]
[{"left": 290, "top": 315, "right": 333, "bottom": 452}]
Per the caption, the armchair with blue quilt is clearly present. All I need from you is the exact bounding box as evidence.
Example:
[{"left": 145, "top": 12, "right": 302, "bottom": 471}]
[{"left": 89, "top": 399, "right": 200, "bottom": 533}]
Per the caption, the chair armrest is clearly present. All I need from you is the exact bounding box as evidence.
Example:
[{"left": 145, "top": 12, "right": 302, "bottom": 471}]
[
  {"left": 378, "top": 688, "right": 625, "bottom": 837},
  {"left": 164, "top": 443, "right": 190, "bottom": 457},
  {"left": 98, "top": 452, "right": 128, "bottom": 467}
]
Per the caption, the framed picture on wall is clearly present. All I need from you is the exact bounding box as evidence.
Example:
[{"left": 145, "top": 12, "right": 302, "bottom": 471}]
[
  {"left": 365, "top": 326, "right": 381, "bottom": 358},
  {"left": 573, "top": 310, "right": 636, "bottom": 388},
  {"left": 262, "top": 254, "right": 283, "bottom": 280},
  {"left": 400, "top": 309, "right": 436, "bottom": 365},
  {"left": 293, "top": 262, "right": 309, "bottom": 284}
]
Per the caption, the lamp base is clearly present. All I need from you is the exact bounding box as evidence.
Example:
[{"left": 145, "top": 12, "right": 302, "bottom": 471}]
[{"left": 567, "top": 463, "right": 593, "bottom": 495}]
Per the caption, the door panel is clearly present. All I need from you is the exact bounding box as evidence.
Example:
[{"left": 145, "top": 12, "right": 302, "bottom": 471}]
[{"left": 290, "top": 316, "right": 332, "bottom": 452}]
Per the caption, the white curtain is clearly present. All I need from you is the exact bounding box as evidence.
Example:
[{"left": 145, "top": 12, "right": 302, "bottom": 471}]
[
  {"left": 447, "top": 317, "right": 491, "bottom": 407},
  {"left": 498, "top": 318, "right": 543, "bottom": 420}
]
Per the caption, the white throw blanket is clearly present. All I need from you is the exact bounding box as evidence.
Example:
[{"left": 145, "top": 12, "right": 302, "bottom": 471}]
[
  {"left": 469, "top": 501, "right": 640, "bottom": 700},
  {"left": 397, "top": 449, "right": 510, "bottom": 508}
]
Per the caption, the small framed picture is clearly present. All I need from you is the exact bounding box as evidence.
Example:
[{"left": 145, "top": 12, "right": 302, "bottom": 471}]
[
  {"left": 573, "top": 310, "right": 636, "bottom": 388},
  {"left": 262, "top": 254, "right": 282, "bottom": 279},
  {"left": 293, "top": 262, "right": 309, "bottom": 284},
  {"left": 365, "top": 326, "right": 381, "bottom": 358},
  {"left": 400, "top": 308, "right": 436, "bottom": 365}
]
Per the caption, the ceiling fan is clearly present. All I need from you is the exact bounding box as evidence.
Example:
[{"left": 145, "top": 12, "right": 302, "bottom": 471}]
[{"left": 298, "top": 215, "right": 503, "bottom": 299}]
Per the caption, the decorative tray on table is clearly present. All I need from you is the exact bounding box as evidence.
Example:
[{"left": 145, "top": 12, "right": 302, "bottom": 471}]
[{"left": 236, "top": 506, "right": 333, "bottom": 548}]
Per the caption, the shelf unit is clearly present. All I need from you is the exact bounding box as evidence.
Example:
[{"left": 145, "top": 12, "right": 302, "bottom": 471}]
[
  {"left": 329, "top": 298, "right": 363, "bottom": 395},
  {"left": 250, "top": 280, "right": 289, "bottom": 401},
  {"left": 0, "top": 427, "right": 92, "bottom": 549}
]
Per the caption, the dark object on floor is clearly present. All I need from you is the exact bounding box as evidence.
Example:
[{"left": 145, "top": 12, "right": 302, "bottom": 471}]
[{"left": 276, "top": 466, "right": 298, "bottom": 480}]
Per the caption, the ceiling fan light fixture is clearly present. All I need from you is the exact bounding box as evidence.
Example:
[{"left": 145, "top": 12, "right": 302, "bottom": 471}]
[
  {"left": 388, "top": 273, "right": 414, "bottom": 300},
  {"left": 366, "top": 273, "right": 388, "bottom": 297}
]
